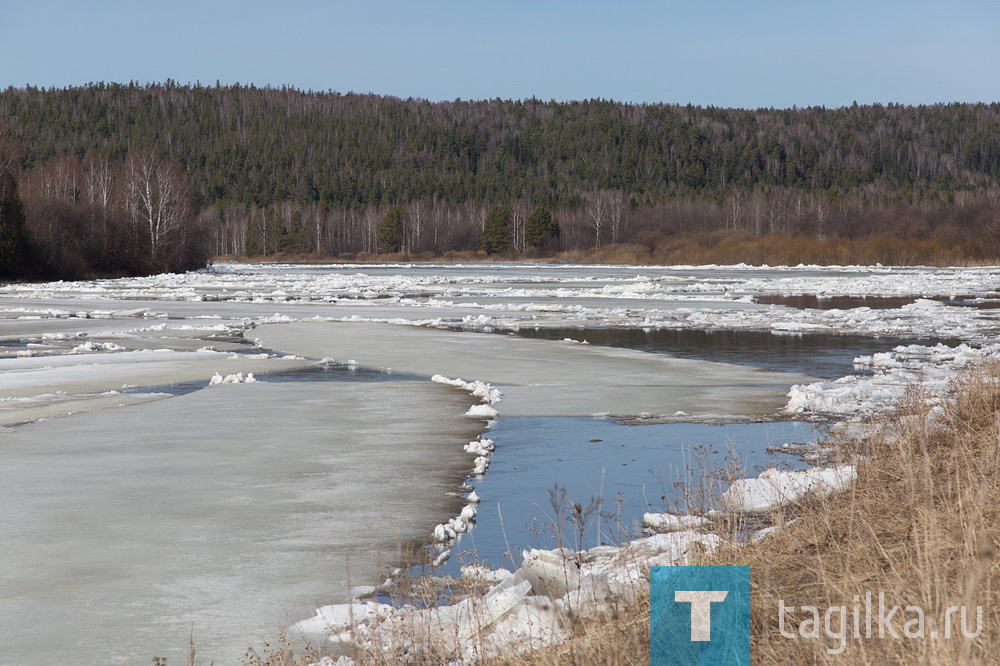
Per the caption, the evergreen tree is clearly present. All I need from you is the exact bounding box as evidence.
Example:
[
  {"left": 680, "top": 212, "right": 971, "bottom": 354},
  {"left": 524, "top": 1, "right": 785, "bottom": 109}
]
[
  {"left": 377, "top": 205, "right": 403, "bottom": 253},
  {"left": 525, "top": 206, "right": 560, "bottom": 250},
  {"left": 477, "top": 205, "right": 512, "bottom": 254},
  {"left": 245, "top": 215, "right": 262, "bottom": 255},
  {"left": 0, "top": 168, "right": 27, "bottom": 275},
  {"left": 280, "top": 211, "right": 308, "bottom": 253}
]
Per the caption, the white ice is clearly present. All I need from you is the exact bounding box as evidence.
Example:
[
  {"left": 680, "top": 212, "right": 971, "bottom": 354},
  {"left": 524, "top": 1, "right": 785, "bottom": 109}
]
[
  {"left": 295, "top": 527, "right": 722, "bottom": 662},
  {"left": 0, "top": 380, "right": 483, "bottom": 665},
  {"left": 720, "top": 464, "right": 857, "bottom": 512},
  {"left": 251, "top": 322, "right": 817, "bottom": 419}
]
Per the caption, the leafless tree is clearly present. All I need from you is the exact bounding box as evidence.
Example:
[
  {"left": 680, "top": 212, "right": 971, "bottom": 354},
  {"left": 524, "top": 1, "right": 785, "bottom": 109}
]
[
  {"left": 511, "top": 199, "right": 528, "bottom": 252},
  {"left": 586, "top": 192, "right": 607, "bottom": 248},
  {"left": 121, "top": 147, "right": 194, "bottom": 265},
  {"left": 407, "top": 201, "right": 425, "bottom": 253},
  {"left": 0, "top": 122, "right": 20, "bottom": 174},
  {"left": 726, "top": 190, "right": 744, "bottom": 231}
]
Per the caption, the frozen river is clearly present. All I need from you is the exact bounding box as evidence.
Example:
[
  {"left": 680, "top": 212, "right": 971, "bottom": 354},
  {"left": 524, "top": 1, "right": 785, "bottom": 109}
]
[{"left": 2, "top": 261, "right": 1000, "bottom": 664}]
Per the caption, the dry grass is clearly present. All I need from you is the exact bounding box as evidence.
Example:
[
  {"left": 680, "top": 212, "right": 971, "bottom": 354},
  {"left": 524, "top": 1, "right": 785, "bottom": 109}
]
[
  {"left": 218, "top": 232, "right": 1000, "bottom": 268},
  {"left": 553, "top": 232, "right": 996, "bottom": 267},
  {"left": 721, "top": 369, "right": 1000, "bottom": 664}
]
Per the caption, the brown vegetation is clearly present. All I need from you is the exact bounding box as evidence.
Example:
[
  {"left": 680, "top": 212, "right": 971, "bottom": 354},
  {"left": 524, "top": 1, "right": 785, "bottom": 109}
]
[
  {"left": 207, "top": 189, "right": 1000, "bottom": 264},
  {"left": 0, "top": 133, "right": 210, "bottom": 279},
  {"left": 554, "top": 231, "right": 984, "bottom": 266},
  {"left": 223, "top": 229, "right": 994, "bottom": 268}
]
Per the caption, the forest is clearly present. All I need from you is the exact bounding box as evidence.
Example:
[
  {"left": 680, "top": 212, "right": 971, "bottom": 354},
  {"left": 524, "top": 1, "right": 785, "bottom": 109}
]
[{"left": 2, "top": 82, "right": 1000, "bottom": 273}]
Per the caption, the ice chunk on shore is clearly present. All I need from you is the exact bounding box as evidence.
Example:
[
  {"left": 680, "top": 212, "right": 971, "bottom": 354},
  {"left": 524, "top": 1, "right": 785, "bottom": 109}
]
[
  {"left": 292, "top": 601, "right": 393, "bottom": 641},
  {"left": 642, "top": 512, "right": 710, "bottom": 533},
  {"left": 721, "top": 464, "right": 856, "bottom": 512},
  {"left": 461, "top": 564, "right": 513, "bottom": 584},
  {"left": 522, "top": 548, "right": 581, "bottom": 599},
  {"left": 319, "top": 530, "right": 722, "bottom": 660},
  {"left": 787, "top": 342, "right": 1000, "bottom": 419}
]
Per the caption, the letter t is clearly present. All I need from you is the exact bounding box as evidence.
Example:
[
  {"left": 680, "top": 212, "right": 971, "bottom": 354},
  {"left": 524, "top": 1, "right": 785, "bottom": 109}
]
[{"left": 675, "top": 590, "right": 730, "bottom": 641}]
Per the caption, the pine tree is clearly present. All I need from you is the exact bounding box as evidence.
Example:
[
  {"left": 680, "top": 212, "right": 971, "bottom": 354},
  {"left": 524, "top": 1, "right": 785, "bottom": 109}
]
[
  {"left": 476, "top": 205, "right": 512, "bottom": 255},
  {"left": 377, "top": 205, "right": 403, "bottom": 253},
  {"left": 525, "top": 206, "right": 560, "bottom": 250}
]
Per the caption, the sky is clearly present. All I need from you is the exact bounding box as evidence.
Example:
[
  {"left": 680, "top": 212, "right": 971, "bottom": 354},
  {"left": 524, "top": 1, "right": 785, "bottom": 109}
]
[{"left": 2, "top": 1, "right": 999, "bottom": 109}]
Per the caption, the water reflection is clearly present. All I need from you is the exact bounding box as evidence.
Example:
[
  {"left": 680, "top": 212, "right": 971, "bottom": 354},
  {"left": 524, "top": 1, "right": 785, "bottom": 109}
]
[
  {"left": 435, "top": 418, "right": 820, "bottom": 576},
  {"left": 511, "top": 326, "right": 949, "bottom": 379}
]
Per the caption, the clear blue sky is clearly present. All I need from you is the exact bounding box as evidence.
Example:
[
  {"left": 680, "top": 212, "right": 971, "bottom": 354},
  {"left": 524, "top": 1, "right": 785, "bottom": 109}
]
[{"left": 3, "top": 0, "right": 998, "bottom": 108}]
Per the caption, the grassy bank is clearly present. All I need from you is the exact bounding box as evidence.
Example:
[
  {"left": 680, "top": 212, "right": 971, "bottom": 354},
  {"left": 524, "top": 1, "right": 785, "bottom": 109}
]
[
  {"left": 215, "top": 232, "right": 1000, "bottom": 268},
  {"left": 519, "top": 366, "right": 1000, "bottom": 665}
]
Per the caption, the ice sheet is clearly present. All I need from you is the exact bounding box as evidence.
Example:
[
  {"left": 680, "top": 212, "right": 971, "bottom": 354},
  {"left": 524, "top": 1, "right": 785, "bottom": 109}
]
[
  {"left": 250, "top": 322, "right": 818, "bottom": 418},
  {"left": 0, "top": 380, "right": 482, "bottom": 666},
  {"left": 0, "top": 348, "right": 310, "bottom": 423},
  {"left": 3, "top": 263, "right": 1000, "bottom": 346}
]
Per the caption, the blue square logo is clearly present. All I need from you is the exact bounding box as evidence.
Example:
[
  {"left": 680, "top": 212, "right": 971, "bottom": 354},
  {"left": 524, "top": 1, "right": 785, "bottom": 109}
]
[{"left": 650, "top": 566, "right": 752, "bottom": 666}]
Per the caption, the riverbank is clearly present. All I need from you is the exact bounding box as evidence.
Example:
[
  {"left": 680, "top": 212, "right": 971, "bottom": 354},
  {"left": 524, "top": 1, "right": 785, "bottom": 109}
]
[{"left": 215, "top": 231, "right": 1000, "bottom": 268}]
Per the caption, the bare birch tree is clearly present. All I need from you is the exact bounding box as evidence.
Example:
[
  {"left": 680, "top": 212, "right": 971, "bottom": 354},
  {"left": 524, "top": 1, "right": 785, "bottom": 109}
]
[
  {"left": 587, "top": 192, "right": 607, "bottom": 248},
  {"left": 121, "top": 147, "right": 193, "bottom": 265}
]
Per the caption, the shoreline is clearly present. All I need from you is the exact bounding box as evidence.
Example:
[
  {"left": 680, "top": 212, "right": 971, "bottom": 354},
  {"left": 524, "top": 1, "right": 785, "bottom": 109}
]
[{"left": 213, "top": 252, "right": 1000, "bottom": 269}]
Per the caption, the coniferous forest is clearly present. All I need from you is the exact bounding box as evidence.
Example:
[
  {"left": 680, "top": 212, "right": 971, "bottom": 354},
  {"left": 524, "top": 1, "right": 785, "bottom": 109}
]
[{"left": 3, "top": 82, "right": 1000, "bottom": 276}]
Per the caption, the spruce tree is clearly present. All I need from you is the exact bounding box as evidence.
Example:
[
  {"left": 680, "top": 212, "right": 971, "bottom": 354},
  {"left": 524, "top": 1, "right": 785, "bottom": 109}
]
[
  {"left": 377, "top": 205, "right": 403, "bottom": 253},
  {"left": 525, "top": 206, "right": 560, "bottom": 251},
  {"left": 476, "top": 205, "right": 512, "bottom": 255}
]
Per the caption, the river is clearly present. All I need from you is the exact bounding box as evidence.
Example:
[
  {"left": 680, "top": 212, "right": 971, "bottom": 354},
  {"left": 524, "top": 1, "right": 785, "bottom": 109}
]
[{"left": 1, "top": 262, "right": 999, "bottom": 664}]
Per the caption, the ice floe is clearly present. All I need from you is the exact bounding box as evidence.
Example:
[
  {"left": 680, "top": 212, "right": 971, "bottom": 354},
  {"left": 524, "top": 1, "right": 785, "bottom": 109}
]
[
  {"left": 208, "top": 371, "right": 257, "bottom": 385},
  {"left": 720, "top": 464, "right": 857, "bottom": 512},
  {"left": 428, "top": 376, "right": 502, "bottom": 546},
  {"left": 786, "top": 343, "right": 1000, "bottom": 419}
]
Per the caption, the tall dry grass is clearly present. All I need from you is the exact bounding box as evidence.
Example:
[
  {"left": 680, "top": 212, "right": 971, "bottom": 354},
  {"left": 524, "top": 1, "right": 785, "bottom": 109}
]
[{"left": 720, "top": 368, "right": 1000, "bottom": 664}]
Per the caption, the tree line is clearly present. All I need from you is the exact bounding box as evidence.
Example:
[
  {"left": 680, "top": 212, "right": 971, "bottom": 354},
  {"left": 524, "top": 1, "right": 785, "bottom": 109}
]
[
  {"left": 0, "top": 128, "right": 209, "bottom": 279},
  {"left": 2, "top": 82, "right": 1000, "bottom": 265}
]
